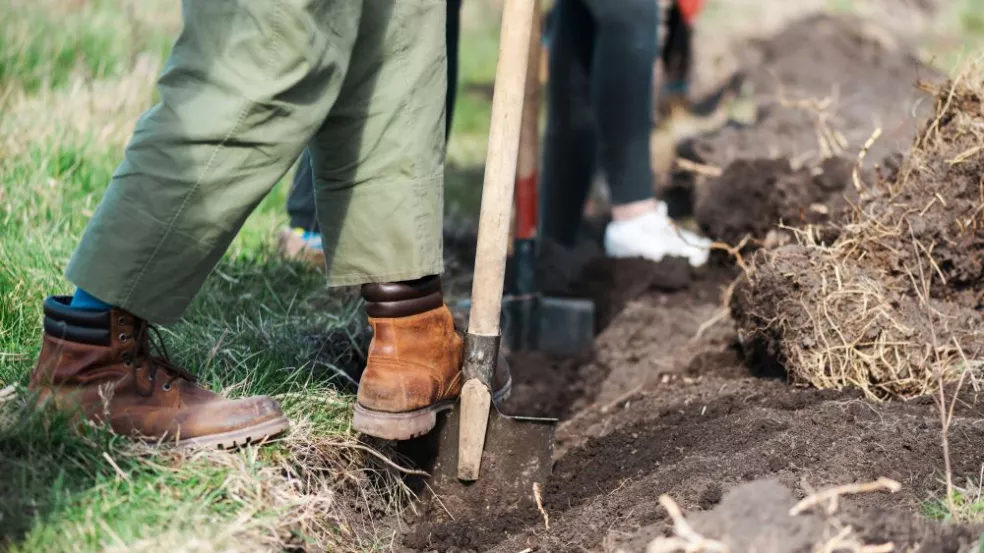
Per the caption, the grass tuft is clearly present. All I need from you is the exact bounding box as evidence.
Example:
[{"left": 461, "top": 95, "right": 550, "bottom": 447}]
[
  {"left": 924, "top": 476, "right": 984, "bottom": 523},
  {"left": 0, "top": 1, "right": 407, "bottom": 550},
  {"left": 0, "top": 0, "right": 173, "bottom": 94}
]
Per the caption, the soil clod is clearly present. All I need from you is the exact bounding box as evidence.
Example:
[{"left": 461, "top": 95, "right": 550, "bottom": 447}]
[{"left": 732, "top": 74, "right": 984, "bottom": 399}]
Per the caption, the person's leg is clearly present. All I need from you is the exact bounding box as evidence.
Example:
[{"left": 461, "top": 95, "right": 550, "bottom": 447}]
[
  {"left": 280, "top": 0, "right": 464, "bottom": 266},
  {"left": 279, "top": 148, "right": 326, "bottom": 265},
  {"left": 446, "top": 0, "right": 463, "bottom": 138},
  {"left": 307, "top": 0, "right": 506, "bottom": 440},
  {"left": 539, "top": 0, "right": 598, "bottom": 247},
  {"left": 576, "top": 0, "right": 710, "bottom": 266},
  {"left": 581, "top": 0, "right": 657, "bottom": 209},
  {"left": 310, "top": 4, "right": 445, "bottom": 287},
  {"left": 286, "top": 149, "right": 319, "bottom": 232},
  {"left": 67, "top": 0, "right": 364, "bottom": 322},
  {"left": 35, "top": 0, "right": 365, "bottom": 445},
  {"left": 659, "top": 1, "right": 693, "bottom": 112}
]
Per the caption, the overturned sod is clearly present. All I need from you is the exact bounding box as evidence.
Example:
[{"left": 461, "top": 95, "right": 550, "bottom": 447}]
[{"left": 732, "top": 70, "right": 984, "bottom": 400}]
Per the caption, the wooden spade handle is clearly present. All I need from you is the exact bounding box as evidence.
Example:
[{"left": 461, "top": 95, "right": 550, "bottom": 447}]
[
  {"left": 458, "top": 0, "right": 538, "bottom": 482},
  {"left": 466, "top": 0, "right": 537, "bottom": 338}
]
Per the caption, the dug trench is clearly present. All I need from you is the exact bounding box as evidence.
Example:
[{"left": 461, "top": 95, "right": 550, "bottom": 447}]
[
  {"left": 386, "top": 13, "right": 984, "bottom": 553},
  {"left": 398, "top": 261, "right": 984, "bottom": 552}
]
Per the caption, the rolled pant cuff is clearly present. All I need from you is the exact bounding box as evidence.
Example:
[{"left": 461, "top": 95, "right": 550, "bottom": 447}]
[
  {"left": 65, "top": 268, "right": 177, "bottom": 326},
  {"left": 317, "top": 175, "right": 445, "bottom": 288},
  {"left": 325, "top": 266, "right": 445, "bottom": 288},
  {"left": 64, "top": 192, "right": 213, "bottom": 326}
]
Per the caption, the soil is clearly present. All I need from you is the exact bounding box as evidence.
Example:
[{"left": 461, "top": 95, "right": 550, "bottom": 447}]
[
  {"left": 388, "top": 13, "right": 983, "bottom": 553},
  {"left": 534, "top": 237, "right": 700, "bottom": 334},
  {"left": 670, "top": 480, "right": 981, "bottom": 553},
  {"left": 695, "top": 156, "right": 859, "bottom": 249},
  {"left": 693, "top": 14, "right": 937, "bottom": 169},
  {"left": 731, "top": 77, "right": 984, "bottom": 400},
  {"left": 685, "top": 14, "right": 941, "bottom": 247},
  {"left": 399, "top": 265, "right": 984, "bottom": 552}
]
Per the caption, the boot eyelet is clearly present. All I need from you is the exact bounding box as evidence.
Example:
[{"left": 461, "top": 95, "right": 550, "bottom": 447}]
[
  {"left": 162, "top": 382, "right": 172, "bottom": 391},
  {"left": 119, "top": 333, "right": 129, "bottom": 343}
]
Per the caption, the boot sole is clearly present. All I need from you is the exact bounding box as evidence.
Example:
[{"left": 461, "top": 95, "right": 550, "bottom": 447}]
[
  {"left": 172, "top": 416, "right": 291, "bottom": 450},
  {"left": 352, "top": 376, "right": 513, "bottom": 441}
]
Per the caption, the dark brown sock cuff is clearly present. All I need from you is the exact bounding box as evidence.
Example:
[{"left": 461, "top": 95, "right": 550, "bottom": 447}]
[{"left": 362, "top": 276, "right": 444, "bottom": 318}]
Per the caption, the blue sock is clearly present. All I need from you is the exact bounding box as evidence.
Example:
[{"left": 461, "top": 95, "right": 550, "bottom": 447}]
[
  {"left": 663, "top": 80, "right": 690, "bottom": 97},
  {"left": 70, "top": 288, "right": 113, "bottom": 311},
  {"left": 300, "top": 230, "right": 323, "bottom": 249}
]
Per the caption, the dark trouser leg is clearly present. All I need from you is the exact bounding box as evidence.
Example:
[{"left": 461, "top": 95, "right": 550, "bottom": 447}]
[
  {"left": 583, "top": 0, "right": 658, "bottom": 206},
  {"left": 446, "top": 0, "right": 462, "bottom": 138},
  {"left": 540, "top": 0, "right": 659, "bottom": 246},
  {"left": 661, "top": 3, "right": 692, "bottom": 98},
  {"left": 539, "top": 0, "right": 596, "bottom": 247},
  {"left": 286, "top": 149, "right": 318, "bottom": 231},
  {"left": 286, "top": 0, "right": 463, "bottom": 235}
]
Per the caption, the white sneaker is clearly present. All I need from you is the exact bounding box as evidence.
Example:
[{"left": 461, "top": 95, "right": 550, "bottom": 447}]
[{"left": 604, "top": 203, "right": 712, "bottom": 267}]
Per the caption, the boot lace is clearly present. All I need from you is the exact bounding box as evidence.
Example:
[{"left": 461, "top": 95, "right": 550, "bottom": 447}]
[{"left": 120, "top": 323, "right": 198, "bottom": 396}]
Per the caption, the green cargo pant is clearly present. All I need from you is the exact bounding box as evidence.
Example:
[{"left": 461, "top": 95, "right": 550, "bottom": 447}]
[{"left": 66, "top": 0, "right": 448, "bottom": 325}]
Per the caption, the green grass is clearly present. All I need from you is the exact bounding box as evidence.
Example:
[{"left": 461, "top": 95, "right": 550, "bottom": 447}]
[
  {"left": 1, "top": 405, "right": 244, "bottom": 552},
  {"left": 918, "top": 0, "right": 984, "bottom": 75},
  {"left": 0, "top": 0, "right": 501, "bottom": 547},
  {"left": 0, "top": 1, "right": 407, "bottom": 549},
  {"left": 0, "top": 93, "right": 391, "bottom": 547},
  {"left": 923, "top": 480, "right": 984, "bottom": 525},
  {"left": 0, "top": 0, "right": 173, "bottom": 93},
  {"left": 444, "top": 5, "right": 501, "bottom": 219},
  {"left": 0, "top": 130, "right": 383, "bottom": 549}
]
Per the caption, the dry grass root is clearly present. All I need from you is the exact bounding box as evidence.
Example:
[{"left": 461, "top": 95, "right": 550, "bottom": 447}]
[{"left": 731, "top": 63, "right": 984, "bottom": 400}]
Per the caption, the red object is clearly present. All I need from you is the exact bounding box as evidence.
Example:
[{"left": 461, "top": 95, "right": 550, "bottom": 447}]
[
  {"left": 514, "top": 172, "right": 539, "bottom": 240},
  {"left": 677, "top": 0, "right": 705, "bottom": 25}
]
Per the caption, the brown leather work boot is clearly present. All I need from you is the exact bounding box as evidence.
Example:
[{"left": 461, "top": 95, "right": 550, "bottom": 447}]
[
  {"left": 29, "top": 296, "right": 290, "bottom": 448},
  {"left": 352, "top": 276, "right": 511, "bottom": 440}
]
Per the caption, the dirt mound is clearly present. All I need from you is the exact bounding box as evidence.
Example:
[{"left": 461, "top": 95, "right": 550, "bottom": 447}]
[
  {"left": 399, "top": 272, "right": 984, "bottom": 552},
  {"left": 646, "top": 480, "right": 981, "bottom": 553},
  {"left": 390, "top": 18, "right": 980, "bottom": 553},
  {"left": 695, "top": 156, "right": 857, "bottom": 248},
  {"left": 732, "top": 76, "right": 984, "bottom": 399},
  {"left": 534, "top": 237, "right": 699, "bottom": 332},
  {"left": 685, "top": 14, "right": 939, "bottom": 247},
  {"left": 695, "top": 14, "right": 935, "bottom": 169}
]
